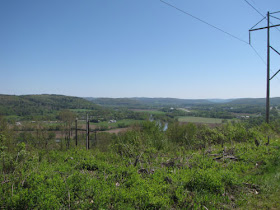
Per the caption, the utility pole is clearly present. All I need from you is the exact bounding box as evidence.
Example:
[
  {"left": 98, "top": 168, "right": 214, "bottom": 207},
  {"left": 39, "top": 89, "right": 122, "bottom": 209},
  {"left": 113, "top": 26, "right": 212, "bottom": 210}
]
[
  {"left": 87, "top": 119, "right": 90, "bottom": 149},
  {"left": 266, "top": 11, "right": 270, "bottom": 124},
  {"left": 249, "top": 11, "right": 280, "bottom": 123},
  {"left": 95, "top": 130, "right": 97, "bottom": 146},
  {"left": 86, "top": 114, "right": 89, "bottom": 150},
  {"left": 75, "top": 118, "right": 78, "bottom": 147}
]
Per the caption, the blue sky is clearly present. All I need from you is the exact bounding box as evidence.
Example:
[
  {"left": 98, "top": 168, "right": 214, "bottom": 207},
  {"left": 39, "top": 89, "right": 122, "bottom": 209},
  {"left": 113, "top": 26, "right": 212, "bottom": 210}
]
[{"left": 0, "top": 0, "right": 279, "bottom": 99}]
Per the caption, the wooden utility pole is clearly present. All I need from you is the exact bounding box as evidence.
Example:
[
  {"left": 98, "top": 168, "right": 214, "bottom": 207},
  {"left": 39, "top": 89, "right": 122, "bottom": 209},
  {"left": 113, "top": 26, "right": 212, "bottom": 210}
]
[
  {"left": 249, "top": 11, "right": 280, "bottom": 123},
  {"left": 75, "top": 118, "right": 78, "bottom": 147},
  {"left": 87, "top": 118, "right": 90, "bottom": 149},
  {"left": 86, "top": 114, "right": 89, "bottom": 150},
  {"left": 95, "top": 130, "right": 97, "bottom": 146}
]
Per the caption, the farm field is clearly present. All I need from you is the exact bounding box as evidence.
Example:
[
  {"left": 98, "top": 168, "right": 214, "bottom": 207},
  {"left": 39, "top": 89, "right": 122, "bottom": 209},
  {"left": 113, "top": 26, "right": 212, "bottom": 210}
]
[
  {"left": 130, "top": 109, "right": 166, "bottom": 115},
  {"left": 178, "top": 116, "right": 224, "bottom": 124}
]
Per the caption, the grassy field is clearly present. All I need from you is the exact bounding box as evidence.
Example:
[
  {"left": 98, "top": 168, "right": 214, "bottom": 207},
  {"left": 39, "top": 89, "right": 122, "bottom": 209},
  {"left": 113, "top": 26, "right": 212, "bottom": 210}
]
[
  {"left": 178, "top": 116, "right": 223, "bottom": 124},
  {"left": 131, "top": 109, "right": 165, "bottom": 115}
]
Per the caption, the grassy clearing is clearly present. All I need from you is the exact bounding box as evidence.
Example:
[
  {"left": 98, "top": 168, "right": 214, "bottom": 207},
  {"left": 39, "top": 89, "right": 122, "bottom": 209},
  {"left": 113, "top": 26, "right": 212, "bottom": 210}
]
[{"left": 178, "top": 116, "right": 223, "bottom": 124}]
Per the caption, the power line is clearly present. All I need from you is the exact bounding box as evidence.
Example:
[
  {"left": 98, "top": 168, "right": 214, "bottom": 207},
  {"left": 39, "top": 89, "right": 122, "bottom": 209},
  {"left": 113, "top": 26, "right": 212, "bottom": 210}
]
[
  {"left": 271, "top": 15, "right": 280, "bottom": 22},
  {"left": 160, "top": 0, "right": 280, "bottom": 80},
  {"left": 250, "top": 46, "right": 280, "bottom": 81},
  {"left": 243, "top": 0, "right": 264, "bottom": 17},
  {"left": 250, "top": 47, "right": 280, "bottom": 82},
  {"left": 250, "top": 45, "right": 266, "bottom": 65},
  {"left": 243, "top": 0, "right": 280, "bottom": 33},
  {"left": 160, "top": 0, "right": 249, "bottom": 44},
  {"left": 249, "top": 0, "right": 256, "bottom": 4},
  {"left": 160, "top": 1, "right": 269, "bottom": 65}
]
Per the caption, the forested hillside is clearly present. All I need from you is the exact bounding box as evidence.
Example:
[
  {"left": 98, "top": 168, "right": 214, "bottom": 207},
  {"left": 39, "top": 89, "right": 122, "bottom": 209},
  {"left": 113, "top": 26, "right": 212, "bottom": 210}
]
[
  {"left": 85, "top": 97, "right": 215, "bottom": 108},
  {"left": 229, "top": 97, "right": 280, "bottom": 105},
  {"left": 85, "top": 98, "right": 144, "bottom": 108},
  {"left": 0, "top": 94, "right": 102, "bottom": 118},
  {"left": 86, "top": 97, "right": 280, "bottom": 108}
]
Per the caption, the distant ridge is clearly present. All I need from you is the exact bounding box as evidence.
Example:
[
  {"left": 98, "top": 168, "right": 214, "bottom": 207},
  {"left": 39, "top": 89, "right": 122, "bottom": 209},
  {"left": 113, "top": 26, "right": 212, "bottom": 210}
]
[
  {"left": 207, "top": 99, "right": 234, "bottom": 103},
  {"left": 85, "top": 97, "right": 212, "bottom": 108},
  {"left": 1, "top": 94, "right": 279, "bottom": 117},
  {"left": 229, "top": 97, "right": 280, "bottom": 105},
  {"left": 85, "top": 97, "right": 280, "bottom": 107},
  {"left": 0, "top": 94, "right": 102, "bottom": 117}
]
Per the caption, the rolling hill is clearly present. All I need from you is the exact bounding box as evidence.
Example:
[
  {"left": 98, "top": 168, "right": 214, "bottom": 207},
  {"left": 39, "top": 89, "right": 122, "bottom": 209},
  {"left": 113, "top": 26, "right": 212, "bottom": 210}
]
[
  {"left": 0, "top": 94, "right": 102, "bottom": 117},
  {"left": 229, "top": 97, "right": 280, "bottom": 106},
  {"left": 85, "top": 97, "right": 280, "bottom": 108}
]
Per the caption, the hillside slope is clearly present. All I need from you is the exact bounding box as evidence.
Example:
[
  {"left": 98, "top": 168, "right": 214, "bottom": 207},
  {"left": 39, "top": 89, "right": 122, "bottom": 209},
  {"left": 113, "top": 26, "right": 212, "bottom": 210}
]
[
  {"left": 0, "top": 94, "right": 101, "bottom": 117},
  {"left": 85, "top": 97, "right": 214, "bottom": 108}
]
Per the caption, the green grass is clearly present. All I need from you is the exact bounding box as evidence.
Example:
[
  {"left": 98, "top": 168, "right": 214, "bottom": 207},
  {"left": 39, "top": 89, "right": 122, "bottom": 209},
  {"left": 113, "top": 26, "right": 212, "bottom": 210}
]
[
  {"left": 2, "top": 119, "right": 280, "bottom": 209},
  {"left": 178, "top": 116, "right": 223, "bottom": 124},
  {"left": 246, "top": 168, "right": 280, "bottom": 209},
  {"left": 1, "top": 138, "right": 280, "bottom": 209},
  {"left": 243, "top": 140, "right": 280, "bottom": 209},
  {"left": 131, "top": 109, "right": 165, "bottom": 115}
]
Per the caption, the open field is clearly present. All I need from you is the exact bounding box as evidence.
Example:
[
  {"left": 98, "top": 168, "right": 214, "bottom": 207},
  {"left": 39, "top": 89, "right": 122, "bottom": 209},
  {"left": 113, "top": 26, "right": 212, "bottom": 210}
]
[
  {"left": 178, "top": 116, "right": 223, "bottom": 124},
  {"left": 130, "top": 109, "right": 165, "bottom": 115}
]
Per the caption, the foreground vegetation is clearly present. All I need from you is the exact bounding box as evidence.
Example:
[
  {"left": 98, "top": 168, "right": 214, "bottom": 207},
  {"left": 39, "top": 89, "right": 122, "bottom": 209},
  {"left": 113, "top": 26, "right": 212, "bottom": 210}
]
[{"left": 1, "top": 115, "right": 280, "bottom": 209}]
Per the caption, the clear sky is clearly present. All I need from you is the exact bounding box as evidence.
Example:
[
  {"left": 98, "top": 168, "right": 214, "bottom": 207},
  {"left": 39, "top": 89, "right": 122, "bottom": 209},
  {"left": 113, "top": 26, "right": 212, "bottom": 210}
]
[{"left": 0, "top": 0, "right": 279, "bottom": 99}]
